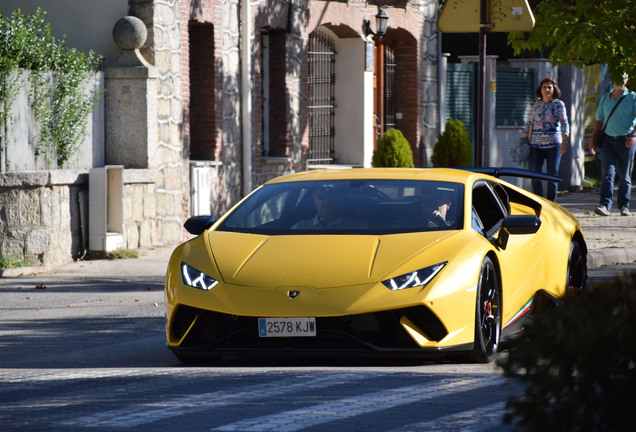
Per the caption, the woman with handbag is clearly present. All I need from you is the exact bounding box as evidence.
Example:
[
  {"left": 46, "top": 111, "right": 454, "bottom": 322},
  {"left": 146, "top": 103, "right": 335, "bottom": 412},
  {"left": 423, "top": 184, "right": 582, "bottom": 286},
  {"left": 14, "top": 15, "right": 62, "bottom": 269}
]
[
  {"left": 521, "top": 77, "right": 570, "bottom": 202},
  {"left": 589, "top": 72, "right": 636, "bottom": 217}
]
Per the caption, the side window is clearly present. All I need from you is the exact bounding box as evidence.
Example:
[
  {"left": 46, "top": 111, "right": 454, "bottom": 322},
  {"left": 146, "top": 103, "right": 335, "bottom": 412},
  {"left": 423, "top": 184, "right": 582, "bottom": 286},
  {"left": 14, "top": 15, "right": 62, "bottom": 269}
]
[
  {"left": 472, "top": 207, "right": 485, "bottom": 235},
  {"left": 492, "top": 183, "right": 511, "bottom": 214},
  {"left": 472, "top": 183, "right": 507, "bottom": 238}
]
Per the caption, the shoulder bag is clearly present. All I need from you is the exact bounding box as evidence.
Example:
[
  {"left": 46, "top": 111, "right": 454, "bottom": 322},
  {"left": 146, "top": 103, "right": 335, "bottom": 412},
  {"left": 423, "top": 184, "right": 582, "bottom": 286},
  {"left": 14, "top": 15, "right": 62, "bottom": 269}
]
[
  {"left": 511, "top": 100, "right": 538, "bottom": 165},
  {"left": 593, "top": 94, "right": 626, "bottom": 150}
]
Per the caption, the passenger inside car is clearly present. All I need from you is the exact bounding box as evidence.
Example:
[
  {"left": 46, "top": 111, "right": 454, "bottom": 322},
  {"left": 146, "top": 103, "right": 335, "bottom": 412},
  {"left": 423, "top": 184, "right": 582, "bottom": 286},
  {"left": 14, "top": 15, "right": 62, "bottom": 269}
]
[{"left": 420, "top": 187, "right": 455, "bottom": 227}]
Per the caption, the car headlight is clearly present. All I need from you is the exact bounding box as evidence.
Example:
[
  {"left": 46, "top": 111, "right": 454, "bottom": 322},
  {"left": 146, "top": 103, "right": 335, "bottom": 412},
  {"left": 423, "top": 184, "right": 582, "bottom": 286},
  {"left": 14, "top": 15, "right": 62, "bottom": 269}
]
[
  {"left": 382, "top": 262, "right": 447, "bottom": 291},
  {"left": 181, "top": 262, "right": 219, "bottom": 291}
]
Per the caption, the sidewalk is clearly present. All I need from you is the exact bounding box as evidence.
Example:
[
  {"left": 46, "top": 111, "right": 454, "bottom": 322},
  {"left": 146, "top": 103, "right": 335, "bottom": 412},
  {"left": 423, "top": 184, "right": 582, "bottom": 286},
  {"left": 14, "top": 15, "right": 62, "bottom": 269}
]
[
  {"left": 558, "top": 186, "right": 636, "bottom": 269},
  {"left": 0, "top": 245, "right": 176, "bottom": 279},
  {"left": 1, "top": 187, "right": 634, "bottom": 279}
]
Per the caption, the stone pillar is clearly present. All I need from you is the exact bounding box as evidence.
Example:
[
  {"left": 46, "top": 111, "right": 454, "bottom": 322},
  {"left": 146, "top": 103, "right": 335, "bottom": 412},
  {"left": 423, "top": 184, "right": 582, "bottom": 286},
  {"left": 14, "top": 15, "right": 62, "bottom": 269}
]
[{"left": 105, "top": 16, "right": 158, "bottom": 169}]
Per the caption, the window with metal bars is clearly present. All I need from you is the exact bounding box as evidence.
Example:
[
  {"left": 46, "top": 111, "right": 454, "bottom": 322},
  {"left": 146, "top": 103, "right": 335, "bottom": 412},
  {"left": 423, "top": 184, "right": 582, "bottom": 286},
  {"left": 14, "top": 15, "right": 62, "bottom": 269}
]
[
  {"left": 307, "top": 31, "right": 336, "bottom": 165},
  {"left": 384, "top": 45, "right": 397, "bottom": 131},
  {"left": 496, "top": 67, "right": 535, "bottom": 126}
]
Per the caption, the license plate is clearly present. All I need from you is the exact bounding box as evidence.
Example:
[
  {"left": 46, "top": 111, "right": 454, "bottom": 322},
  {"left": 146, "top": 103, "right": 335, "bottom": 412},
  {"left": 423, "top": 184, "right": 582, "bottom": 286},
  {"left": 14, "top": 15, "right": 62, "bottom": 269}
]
[{"left": 258, "top": 317, "right": 316, "bottom": 337}]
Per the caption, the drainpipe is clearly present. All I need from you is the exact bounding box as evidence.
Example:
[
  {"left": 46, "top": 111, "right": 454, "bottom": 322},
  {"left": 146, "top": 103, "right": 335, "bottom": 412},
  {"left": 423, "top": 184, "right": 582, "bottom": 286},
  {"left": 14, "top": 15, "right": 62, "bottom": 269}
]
[
  {"left": 437, "top": 31, "right": 444, "bottom": 133},
  {"left": 241, "top": 0, "right": 253, "bottom": 195}
]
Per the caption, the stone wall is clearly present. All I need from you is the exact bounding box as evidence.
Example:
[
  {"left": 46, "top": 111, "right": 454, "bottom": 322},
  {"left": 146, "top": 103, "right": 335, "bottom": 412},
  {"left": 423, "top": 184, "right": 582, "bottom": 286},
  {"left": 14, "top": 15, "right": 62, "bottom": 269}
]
[
  {"left": 0, "top": 168, "right": 172, "bottom": 268},
  {"left": 121, "top": 169, "right": 158, "bottom": 249},
  {"left": 113, "top": 2, "right": 187, "bottom": 246},
  {"left": 0, "top": 171, "right": 85, "bottom": 268}
]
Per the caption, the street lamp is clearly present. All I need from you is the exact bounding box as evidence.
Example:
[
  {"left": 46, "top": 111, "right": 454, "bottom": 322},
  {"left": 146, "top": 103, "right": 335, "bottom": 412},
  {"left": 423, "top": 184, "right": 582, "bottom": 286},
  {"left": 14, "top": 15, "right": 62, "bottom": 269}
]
[{"left": 363, "top": 8, "right": 389, "bottom": 40}]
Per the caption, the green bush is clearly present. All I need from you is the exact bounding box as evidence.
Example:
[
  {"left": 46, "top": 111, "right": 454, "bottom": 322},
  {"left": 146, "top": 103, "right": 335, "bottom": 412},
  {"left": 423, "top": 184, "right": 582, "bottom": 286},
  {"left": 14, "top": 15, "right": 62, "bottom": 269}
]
[
  {"left": 432, "top": 119, "right": 472, "bottom": 167},
  {"left": 371, "top": 128, "right": 414, "bottom": 168},
  {"left": 0, "top": 8, "right": 103, "bottom": 167},
  {"left": 498, "top": 274, "right": 636, "bottom": 431}
]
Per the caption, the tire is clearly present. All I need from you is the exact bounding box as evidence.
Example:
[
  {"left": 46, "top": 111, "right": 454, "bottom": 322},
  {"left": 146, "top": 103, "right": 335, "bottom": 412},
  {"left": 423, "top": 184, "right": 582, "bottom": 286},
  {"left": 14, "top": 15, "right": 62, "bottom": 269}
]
[
  {"left": 566, "top": 240, "right": 587, "bottom": 294},
  {"left": 173, "top": 350, "right": 222, "bottom": 365},
  {"left": 470, "top": 256, "right": 501, "bottom": 363}
]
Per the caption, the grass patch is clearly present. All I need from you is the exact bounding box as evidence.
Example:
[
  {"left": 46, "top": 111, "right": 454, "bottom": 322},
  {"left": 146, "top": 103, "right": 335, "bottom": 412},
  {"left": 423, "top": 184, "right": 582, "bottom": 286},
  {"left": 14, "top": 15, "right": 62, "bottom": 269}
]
[
  {"left": 86, "top": 248, "right": 140, "bottom": 260},
  {"left": 112, "top": 248, "right": 139, "bottom": 259},
  {"left": 0, "top": 255, "right": 29, "bottom": 269}
]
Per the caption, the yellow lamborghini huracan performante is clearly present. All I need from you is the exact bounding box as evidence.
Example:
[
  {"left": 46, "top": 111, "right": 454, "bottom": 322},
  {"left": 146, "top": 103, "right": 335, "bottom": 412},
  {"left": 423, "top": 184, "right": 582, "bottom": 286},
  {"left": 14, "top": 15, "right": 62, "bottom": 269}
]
[{"left": 165, "top": 168, "right": 587, "bottom": 363}]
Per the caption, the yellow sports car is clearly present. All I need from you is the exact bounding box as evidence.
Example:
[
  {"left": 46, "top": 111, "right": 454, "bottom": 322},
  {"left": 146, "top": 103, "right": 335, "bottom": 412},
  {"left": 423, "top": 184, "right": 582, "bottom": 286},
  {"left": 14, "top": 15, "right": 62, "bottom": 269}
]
[{"left": 165, "top": 168, "right": 587, "bottom": 363}]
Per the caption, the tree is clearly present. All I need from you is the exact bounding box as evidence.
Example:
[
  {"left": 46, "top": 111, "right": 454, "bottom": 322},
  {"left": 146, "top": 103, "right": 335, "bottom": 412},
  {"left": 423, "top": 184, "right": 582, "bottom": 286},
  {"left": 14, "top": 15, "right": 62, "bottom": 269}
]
[
  {"left": 507, "top": 0, "right": 635, "bottom": 84},
  {"left": 0, "top": 8, "right": 103, "bottom": 167},
  {"left": 498, "top": 273, "right": 636, "bottom": 431}
]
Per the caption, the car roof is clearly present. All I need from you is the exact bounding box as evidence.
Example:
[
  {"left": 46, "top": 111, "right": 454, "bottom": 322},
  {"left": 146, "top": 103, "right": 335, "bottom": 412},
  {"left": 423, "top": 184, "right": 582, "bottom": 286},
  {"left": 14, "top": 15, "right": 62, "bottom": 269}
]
[{"left": 264, "top": 168, "right": 481, "bottom": 185}]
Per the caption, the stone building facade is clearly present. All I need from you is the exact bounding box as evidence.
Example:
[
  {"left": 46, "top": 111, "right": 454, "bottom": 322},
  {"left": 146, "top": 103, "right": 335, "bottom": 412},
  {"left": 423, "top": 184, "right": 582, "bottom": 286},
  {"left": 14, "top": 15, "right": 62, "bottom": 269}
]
[{"left": 0, "top": 0, "right": 441, "bottom": 268}]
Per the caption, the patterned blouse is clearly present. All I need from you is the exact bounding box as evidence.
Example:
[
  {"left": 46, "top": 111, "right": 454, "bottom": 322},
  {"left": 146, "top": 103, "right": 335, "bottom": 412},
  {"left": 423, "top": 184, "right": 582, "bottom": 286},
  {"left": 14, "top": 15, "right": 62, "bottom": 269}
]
[{"left": 523, "top": 98, "right": 570, "bottom": 148}]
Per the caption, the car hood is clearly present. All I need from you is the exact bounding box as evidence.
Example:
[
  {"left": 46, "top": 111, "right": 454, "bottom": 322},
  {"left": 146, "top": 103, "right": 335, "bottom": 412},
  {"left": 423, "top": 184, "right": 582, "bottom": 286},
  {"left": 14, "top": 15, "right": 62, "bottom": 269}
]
[{"left": 208, "top": 230, "right": 456, "bottom": 288}]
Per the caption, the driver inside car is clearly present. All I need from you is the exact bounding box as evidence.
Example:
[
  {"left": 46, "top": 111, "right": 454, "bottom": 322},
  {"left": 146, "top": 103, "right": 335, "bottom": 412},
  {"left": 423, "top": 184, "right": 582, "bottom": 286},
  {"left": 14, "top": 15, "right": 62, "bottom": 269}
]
[{"left": 291, "top": 184, "right": 367, "bottom": 230}]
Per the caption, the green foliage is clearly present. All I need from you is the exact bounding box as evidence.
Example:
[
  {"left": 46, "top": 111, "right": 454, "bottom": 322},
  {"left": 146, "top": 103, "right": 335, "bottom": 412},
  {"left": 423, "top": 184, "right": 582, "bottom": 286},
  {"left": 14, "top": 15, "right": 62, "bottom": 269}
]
[
  {"left": 0, "top": 8, "right": 103, "bottom": 167},
  {"left": 113, "top": 249, "right": 140, "bottom": 260},
  {"left": 432, "top": 119, "right": 472, "bottom": 167},
  {"left": 371, "top": 128, "right": 414, "bottom": 168},
  {"left": 508, "top": 0, "right": 635, "bottom": 84},
  {"left": 0, "top": 255, "right": 29, "bottom": 269},
  {"left": 498, "top": 275, "right": 636, "bottom": 431}
]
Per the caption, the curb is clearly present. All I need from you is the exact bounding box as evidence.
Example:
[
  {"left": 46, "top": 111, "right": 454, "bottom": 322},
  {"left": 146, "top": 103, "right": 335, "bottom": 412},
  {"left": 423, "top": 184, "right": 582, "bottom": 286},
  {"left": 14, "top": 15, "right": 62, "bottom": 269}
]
[
  {"left": 0, "top": 265, "right": 52, "bottom": 278},
  {"left": 1, "top": 244, "right": 632, "bottom": 277},
  {"left": 588, "top": 247, "right": 636, "bottom": 269}
]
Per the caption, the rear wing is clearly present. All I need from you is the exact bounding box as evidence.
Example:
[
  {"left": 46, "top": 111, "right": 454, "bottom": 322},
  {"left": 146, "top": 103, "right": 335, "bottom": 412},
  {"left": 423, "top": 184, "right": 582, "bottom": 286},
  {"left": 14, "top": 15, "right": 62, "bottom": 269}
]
[{"left": 463, "top": 167, "right": 561, "bottom": 183}]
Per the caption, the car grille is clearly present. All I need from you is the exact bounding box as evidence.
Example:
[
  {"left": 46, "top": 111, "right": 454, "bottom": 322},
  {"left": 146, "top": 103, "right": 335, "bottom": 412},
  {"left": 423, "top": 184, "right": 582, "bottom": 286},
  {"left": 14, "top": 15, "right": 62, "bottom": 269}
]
[{"left": 170, "top": 305, "right": 448, "bottom": 352}]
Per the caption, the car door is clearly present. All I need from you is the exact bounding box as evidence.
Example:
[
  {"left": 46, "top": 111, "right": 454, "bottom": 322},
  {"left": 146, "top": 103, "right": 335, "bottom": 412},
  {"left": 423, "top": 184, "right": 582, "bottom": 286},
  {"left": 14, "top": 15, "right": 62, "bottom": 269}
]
[{"left": 471, "top": 181, "right": 543, "bottom": 326}]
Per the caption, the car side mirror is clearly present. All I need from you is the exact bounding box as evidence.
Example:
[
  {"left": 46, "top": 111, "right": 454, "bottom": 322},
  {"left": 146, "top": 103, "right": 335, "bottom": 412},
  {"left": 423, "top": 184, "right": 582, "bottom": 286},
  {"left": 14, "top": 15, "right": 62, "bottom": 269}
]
[
  {"left": 184, "top": 215, "right": 216, "bottom": 235},
  {"left": 497, "top": 215, "right": 541, "bottom": 249}
]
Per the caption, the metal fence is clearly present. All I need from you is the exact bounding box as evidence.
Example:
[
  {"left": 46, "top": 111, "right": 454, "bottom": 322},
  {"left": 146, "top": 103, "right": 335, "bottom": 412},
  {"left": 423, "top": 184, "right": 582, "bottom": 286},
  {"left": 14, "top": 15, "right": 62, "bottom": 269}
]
[
  {"left": 384, "top": 45, "right": 397, "bottom": 131},
  {"left": 307, "top": 31, "right": 336, "bottom": 165}
]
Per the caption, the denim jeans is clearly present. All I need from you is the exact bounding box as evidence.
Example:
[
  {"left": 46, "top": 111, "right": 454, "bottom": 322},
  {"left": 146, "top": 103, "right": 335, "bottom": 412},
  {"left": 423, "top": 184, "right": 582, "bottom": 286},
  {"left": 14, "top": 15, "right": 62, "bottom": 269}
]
[
  {"left": 599, "top": 134, "right": 636, "bottom": 211},
  {"left": 529, "top": 145, "right": 561, "bottom": 201}
]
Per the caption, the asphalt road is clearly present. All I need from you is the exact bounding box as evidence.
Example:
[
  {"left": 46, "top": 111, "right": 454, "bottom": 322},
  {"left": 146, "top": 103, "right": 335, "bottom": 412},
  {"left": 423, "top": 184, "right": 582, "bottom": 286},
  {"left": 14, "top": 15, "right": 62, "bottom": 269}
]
[
  {"left": 0, "top": 249, "right": 631, "bottom": 431},
  {"left": 0, "top": 260, "right": 526, "bottom": 432}
]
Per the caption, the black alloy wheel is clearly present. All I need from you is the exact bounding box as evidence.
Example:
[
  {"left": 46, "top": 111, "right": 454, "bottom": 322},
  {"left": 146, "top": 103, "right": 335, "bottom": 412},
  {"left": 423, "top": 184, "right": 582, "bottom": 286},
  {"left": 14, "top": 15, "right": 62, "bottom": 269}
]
[{"left": 470, "top": 256, "right": 501, "bottom": 363}]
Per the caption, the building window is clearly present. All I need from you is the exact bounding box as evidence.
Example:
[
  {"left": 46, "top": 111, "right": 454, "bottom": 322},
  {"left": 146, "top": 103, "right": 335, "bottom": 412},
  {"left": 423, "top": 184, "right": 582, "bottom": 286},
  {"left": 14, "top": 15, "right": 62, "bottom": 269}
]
[
  {"left": 384, "top": 44, "right": 397, "bottom": 131},
  {"left": 496, "top": 67, "right": 535, "bottom": 127},
  {"left": 189, "top": 22, "right": 217, "bottom": 160},
  {"left": 307, "top": 30, "right": 336, "bottom": 165},
  {"left": 261, "top": 31, "right": 288, "bottom": 157}
]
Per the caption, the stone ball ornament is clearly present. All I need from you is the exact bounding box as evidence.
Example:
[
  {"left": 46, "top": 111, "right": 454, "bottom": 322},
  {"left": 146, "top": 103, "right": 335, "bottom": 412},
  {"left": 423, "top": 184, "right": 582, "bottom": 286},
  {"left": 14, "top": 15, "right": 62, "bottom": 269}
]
[{"left": 112, "top": 16, "right": 147, "bottom": 50}]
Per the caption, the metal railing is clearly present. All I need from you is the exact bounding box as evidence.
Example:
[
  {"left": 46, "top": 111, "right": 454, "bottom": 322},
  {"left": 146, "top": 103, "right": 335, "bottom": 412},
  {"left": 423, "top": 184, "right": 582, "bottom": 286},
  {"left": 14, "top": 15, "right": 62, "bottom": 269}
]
[{"left": 308, "top": 31, "right": 336, "bottom": 165}]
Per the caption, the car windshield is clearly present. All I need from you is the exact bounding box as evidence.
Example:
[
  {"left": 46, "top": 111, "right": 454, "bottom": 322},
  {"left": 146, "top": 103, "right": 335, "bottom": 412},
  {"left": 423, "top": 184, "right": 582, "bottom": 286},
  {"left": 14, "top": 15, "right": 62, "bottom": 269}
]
[{"left": 217, "top": 179, "right": 464, "bottom": 235}]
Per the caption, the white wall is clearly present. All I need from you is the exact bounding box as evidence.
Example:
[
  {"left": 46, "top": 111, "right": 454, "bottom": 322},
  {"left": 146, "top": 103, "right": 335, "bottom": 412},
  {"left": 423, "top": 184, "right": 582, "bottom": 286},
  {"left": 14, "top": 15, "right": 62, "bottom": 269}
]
[
  {"left": 3, "top": 70, "right": 104, "bottom": 170},
  {"left": 332, "top": 34, "right": 368, "bottom": 166}
]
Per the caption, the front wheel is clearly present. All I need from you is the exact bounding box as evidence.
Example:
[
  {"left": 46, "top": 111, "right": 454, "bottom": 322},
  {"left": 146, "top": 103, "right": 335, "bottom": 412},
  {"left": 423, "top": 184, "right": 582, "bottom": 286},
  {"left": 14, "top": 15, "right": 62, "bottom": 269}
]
[{"left": 470, "top": 256, "right": 501, "bottom": 363}]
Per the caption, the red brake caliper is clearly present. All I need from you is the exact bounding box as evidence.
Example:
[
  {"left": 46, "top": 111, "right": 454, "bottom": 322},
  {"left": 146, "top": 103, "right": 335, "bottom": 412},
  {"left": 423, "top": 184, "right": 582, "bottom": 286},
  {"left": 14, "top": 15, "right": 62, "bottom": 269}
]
[{"left": 484, "top": 300, "right": 492, "bottom": 318}]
